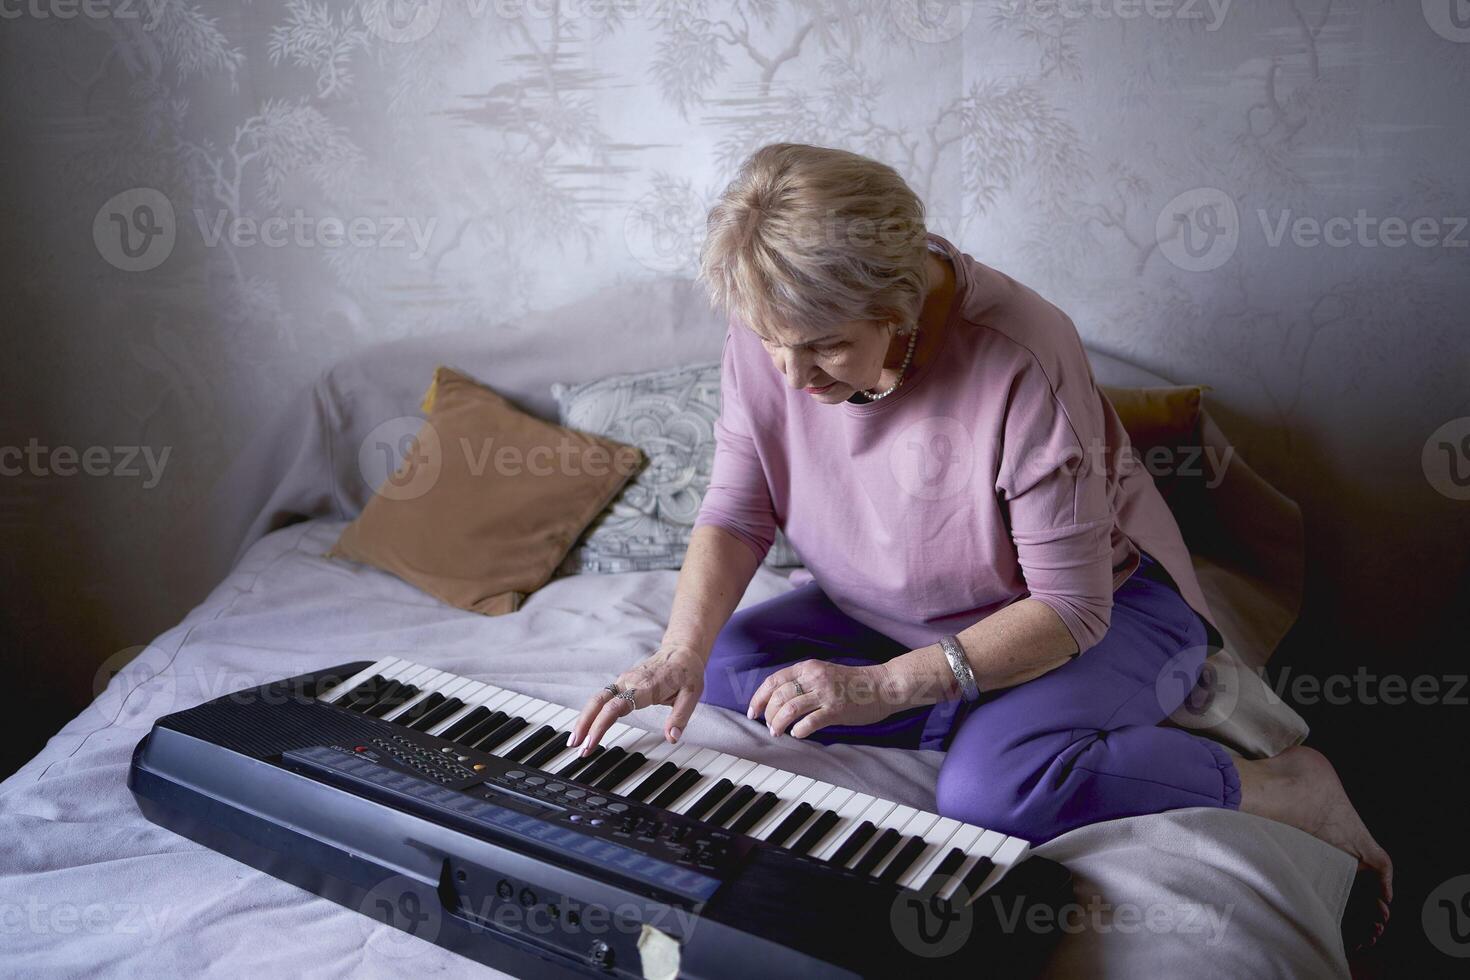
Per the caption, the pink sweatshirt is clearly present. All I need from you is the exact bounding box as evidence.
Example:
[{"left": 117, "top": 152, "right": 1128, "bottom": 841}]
[{"left": 692, "top": 232, "right": 1217, "bottom": 654}]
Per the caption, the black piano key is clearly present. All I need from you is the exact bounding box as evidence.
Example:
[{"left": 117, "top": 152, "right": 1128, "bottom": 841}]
[
  {"left": 791, "top": 810, "right": 840, "bottom": 854},
  {"left": 764, "top": 803, "right": 814, "bottom": 848},
  {"left": 576, "top": 747, "right": 628, "bottom": 785},
  {"left": 624, "top": 761, "right": 678, "bottom": 803},
  {"left": 593, "top": 753, "right": 647, "bottom": 792},
  {"left": 408, "top": 695, "right": 463, "bottom": 731},
  {"left": 684, "top": 779, "right": 734, "bottom": 821},
  {"left": 366, "top": 683, "right": 419, "bottom": 718},
  {"left": 707, "top": 785, "right": 757, "bottom": 828},
  {"left": 358, "top": 679, "right": 403, "bottom": 714},
  {"left": 454, "top": 711, "right": 508, "bottom": 747},
  {"left": 524, "top": 734, "right": 573, "bottom": 770},
  {"left": 878, "top": 835, "right": 929, "bottom": 883},
  {"left": 921, "top": 847, "right": 969, "bottom": 896},
  {"left": 440, "top": 706, "right": 491, "bottom": 742},
  {"left": 558, "top": 746, "right": 605, "bottom": 779},
  {"left": 647, "top": 768, "right": 701, "bottom": 809},
  {"left": 727, "top": 792, "right": 779, "bottom": 835},
  {"left": 333, "top": 675, "right": 385, "bottom": 708},
  {"left": 473, "top": 717, "right": 528, "bottom": 752},
  {"left": 392, "top": 692, "right": 446, "bottom": 728},
  {"left": 956, "top": 856, "right": 996, "bottom": 901},
  {"left": 501, "top": 726, "right": 555, "bottom": 763},
  {"left": 851, "top": 828, "right": 901, "bottom": 875},
  {"left": 828, "top": 820, "right": 877, "bottom": 867}
]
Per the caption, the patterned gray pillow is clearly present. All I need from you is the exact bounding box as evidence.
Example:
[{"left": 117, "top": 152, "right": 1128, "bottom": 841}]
[{"left": 550, "top": 361, "right": 802, "bottom": 574}]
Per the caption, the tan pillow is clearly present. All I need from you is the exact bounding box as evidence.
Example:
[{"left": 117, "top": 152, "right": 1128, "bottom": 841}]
[
  {"left": 1101, "top": 384, "right": 1208, "bottom": 504},
  {"left": 328, "top": 366, "right": 646, "bottom": 615},
  {"left": 1100, "top": 384, "right": 1206, "bottom": 449}
]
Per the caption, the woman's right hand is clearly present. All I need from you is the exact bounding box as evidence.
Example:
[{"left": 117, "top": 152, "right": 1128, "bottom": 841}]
[{"left": 568, "top": 641, "right": 707, "bottom": 757}]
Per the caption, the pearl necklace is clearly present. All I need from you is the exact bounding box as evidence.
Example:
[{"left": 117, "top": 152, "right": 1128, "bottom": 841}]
[{"left": 858, "top": 324, "right": 920, "bottom": 401}]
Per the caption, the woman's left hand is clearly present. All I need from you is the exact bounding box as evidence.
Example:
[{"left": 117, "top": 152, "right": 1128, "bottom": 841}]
[{"left": 747, "top": 660, "right": 902, "bottom": 739}]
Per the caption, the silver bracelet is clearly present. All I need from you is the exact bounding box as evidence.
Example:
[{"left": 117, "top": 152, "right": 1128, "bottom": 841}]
[{"left": 938, "top": 634, "right": 981, "bottom": 703}]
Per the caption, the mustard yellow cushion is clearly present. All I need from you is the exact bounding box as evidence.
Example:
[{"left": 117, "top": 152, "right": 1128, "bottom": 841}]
[{"left": 329, "top": 366, "right": 646, "bottom": 615}]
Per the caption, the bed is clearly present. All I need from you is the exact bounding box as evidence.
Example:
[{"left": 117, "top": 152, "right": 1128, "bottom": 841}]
[{"left": 0, "top": 276, "right": 1355, "bottom": 977}]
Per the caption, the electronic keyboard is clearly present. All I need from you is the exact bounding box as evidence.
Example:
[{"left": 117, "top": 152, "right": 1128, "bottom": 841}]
[{"left": 128, "top": 657, "right": 1071, "bottom": 978}]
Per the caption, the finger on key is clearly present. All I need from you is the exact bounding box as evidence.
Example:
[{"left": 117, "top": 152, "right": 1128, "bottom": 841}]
[
  {"left": 581, "top": 692, "right": 634, "bottom": 756},
  {"left": 569, "top": 686, "right": 620, "bottom": 749}
]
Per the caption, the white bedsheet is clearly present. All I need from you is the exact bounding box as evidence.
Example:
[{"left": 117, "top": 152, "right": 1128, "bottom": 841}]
[{"left": 0, "top": 519, "right": 1353, "bottom": 978}]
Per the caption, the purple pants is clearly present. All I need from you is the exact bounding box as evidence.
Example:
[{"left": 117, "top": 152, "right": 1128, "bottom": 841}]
[{"left": 700, "top": 550, "right": 1242, "bottom": 845}]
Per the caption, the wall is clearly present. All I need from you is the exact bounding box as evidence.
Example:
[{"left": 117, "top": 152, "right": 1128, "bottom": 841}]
[{"left": 2, "top": 1, "right": 1466, "bottom": 776}]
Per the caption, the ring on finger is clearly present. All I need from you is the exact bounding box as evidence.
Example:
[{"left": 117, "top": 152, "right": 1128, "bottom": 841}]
[
  {"left": 615, "top": 688, "right": 638, "bottom": 709},
  {"left": 603, "top": 683, "right": 621, "bottom": 697},
  {"left": 791, "top": 679, "right": 805, "bottom": 696}
]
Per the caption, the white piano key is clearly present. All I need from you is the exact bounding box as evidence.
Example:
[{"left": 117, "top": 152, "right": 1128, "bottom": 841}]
[
  {"left": 426, "top": 684, "right": 514, "bottom": 734},
  {"left": 868, "top": 810, "right": 940, "bottom": 880},
  {"left": 316, "top": 656, "right": 402, "bottom": 702},
  {"left": 707, "top": 764, "right": 782, "bottom": 829},
  {"left": 385, "top": 675, "right": 472, "bottom": 722},
  {"left": 809, "top": 792, "right": 884, "bottom": 861},
  {"left": 607, "top": 743, "right": 702, "bottom": 798},
  {"left": 957, "top": 836, "right": 1031, "bottom": 904},
  {"left": 491, "top": 702, "right": 564, "bottom": 755},
  {"left": 536, "top": 722, "right": 637, "bottom": 775},
  {"left": 918, "top": 825, "right": 983, "bottom": 896},
  {"left": 746, "top": 775, "right": 814, "bottom": 839},
  {"left": 760, "top": 780, "right": 843, "bottom": 844},
  {"left": 936, "top": 829, "right": 1007, "bottom": 903},
  {"left": 667, "top": 754, "right": 747, "bottom": 814},
  {"left": 896, "top": 817, "right": 964, "bottom": 890},
  {"left": 842, "top": 803, "right": 915, "bottom": 870}
]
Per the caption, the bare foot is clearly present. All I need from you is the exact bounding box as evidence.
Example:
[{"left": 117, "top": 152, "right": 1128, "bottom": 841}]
[{"left": 1236, "top": 746, "right": 1393, "bottom": 950}]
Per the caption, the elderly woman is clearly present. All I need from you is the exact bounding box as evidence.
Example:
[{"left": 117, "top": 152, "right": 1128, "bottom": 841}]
[{"left": 569, "top": 143, "right": 1389, "bottom": 943}]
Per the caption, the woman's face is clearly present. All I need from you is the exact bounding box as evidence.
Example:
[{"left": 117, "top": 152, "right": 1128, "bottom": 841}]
[{"left": 752, "top": 319, "right": 897, "bottom": 402}]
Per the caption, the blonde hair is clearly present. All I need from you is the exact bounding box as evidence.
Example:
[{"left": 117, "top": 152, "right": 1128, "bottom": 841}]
[{"left": 698, "top": 143, "right": 931, "bottom": 340}]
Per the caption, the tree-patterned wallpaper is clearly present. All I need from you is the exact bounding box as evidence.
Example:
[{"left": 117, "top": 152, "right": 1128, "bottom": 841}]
[{"left": 1, "top": 2, "right": 1466, "bottom": 722}]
